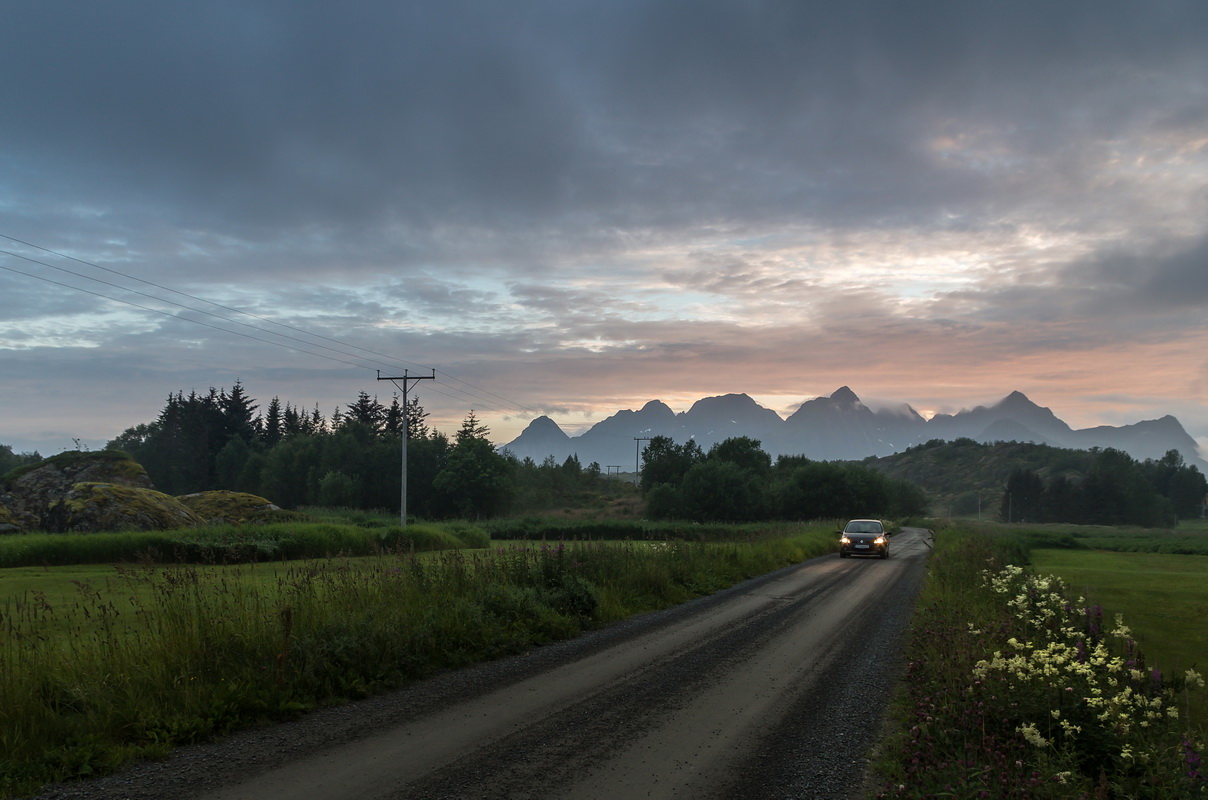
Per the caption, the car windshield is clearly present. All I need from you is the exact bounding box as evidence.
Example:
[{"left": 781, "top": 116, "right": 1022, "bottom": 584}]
[{"left": 844, "top": 521, "right": 882, "bottom": 534}]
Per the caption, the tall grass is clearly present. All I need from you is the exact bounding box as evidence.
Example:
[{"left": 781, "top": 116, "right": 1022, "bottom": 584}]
[
  {"left": 0, "top": 525, "right": 835, "bottom": 797},
  {"left": 0, "top": 521, "right": 489, "bottom": 568},
  {"left": 874, "top": 521, "right": 1205, "bottom": 798},
  {"left": 481, "top": 516, "right": 830, "bottom": 542}
]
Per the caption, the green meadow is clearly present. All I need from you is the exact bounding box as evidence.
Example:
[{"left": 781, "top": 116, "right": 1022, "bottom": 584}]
[
  {"left": 1029, "top": 547, "right": 1208, "bottom": 720},
  {"left": 0, "top": 520, "right": 839, "bottom": 797}
]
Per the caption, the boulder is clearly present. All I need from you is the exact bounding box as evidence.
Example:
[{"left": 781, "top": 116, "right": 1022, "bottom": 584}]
[
  {"left": 176, "top": 490, "right": 296, "bottom": 525},
  {"left": 1, "top": 450, "right": 294, "bottom": 534},
  {"left": 43, "top": 482, "right": 205, "bottom": 534},
  {"left": 3, "top": 450, "right": 160, "bottom": 532}
]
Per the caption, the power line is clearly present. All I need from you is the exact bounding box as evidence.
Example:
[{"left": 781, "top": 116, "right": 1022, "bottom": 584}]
[
  {"left": 0, "top": 235, "right": 553, "bottom": 423},
  {"left": 0, "top": 261, "right": 377, "bottom": 371},
  {"left": 0, "top": 233, "right": 436, "bottom": 374},
  {"left": 1, "top": 247, "right": 402, "bottom": 370}
]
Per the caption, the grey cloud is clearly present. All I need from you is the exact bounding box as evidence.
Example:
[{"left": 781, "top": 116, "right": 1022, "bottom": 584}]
[
  {"left": 5, "top": 0, "right": 1207, "bottom": 250},
  {"left": 1136, "top": 236, "right": 1208, "bottom": 306},
  {"left": 1061, "top": 234, "right": 1208, "bottom": 311}
]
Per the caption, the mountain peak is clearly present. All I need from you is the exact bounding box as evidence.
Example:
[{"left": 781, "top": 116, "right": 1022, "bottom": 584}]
[
  {"left": 1001, "top": 390, "right": 1033, "bottom": 405},
  {"left": 686, "top": 393, "right": 758, "bottom": 411},
  {"left": 830, "top": 386, "right": 861, "bottom": 405}
]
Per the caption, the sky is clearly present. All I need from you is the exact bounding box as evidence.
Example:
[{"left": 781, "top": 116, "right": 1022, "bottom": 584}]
[{"left": 2, "top": 0, "right": 1207, "bottom": 457}]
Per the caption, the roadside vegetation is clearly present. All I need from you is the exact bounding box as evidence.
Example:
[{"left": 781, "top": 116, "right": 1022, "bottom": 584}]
[
  {"left": 0, "top": 518, "right": 490, "bottom": 569},
  {"left": 875, "top": 520, "right": 1206, "bottom": 798},
  {"left": 0, "top": 519, "right": 838, "bottom": 797}
]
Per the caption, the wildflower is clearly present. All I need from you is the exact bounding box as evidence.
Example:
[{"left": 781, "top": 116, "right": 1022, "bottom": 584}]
[
  {"left": 1186, "top": 739, "right": 1203, "bottom": 781},
  {"left": 1110, "top": 614, "right": 1131, "bottom": 639},
  {"left": 1120, "top": 745, "right": 1134, "bottom": 760},
  {"left": 1018, "top": 723, "right": 1048, "bottom": 748},
  {"left": 1187, "top": 668, "right": 1206, "bottom": 689}
]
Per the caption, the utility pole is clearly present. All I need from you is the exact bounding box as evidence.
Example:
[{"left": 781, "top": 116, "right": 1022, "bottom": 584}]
[
  {"left": 634, "top": 437, "right": 652, "bottom": 487},
  {"left": 377, "top": 369, "right": 435, "bottom": 527}
]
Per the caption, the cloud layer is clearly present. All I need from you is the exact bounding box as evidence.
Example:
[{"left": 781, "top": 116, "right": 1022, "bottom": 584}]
[{"left": 2, "top": 0, "right": 1206, "bottom": 454}]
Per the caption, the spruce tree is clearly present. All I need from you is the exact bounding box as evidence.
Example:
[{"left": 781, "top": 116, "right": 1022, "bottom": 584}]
[{"left": 262, "top": 396, "right": 284, "bottom": 446}]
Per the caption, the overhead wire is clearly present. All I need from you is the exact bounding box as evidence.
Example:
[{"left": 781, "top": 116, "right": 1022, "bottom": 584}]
[
  {"left": 0, "top": 236, "right": 550, "bottom": 422},
  {"left": 0, "top": 260, "right": 385, "bottom": 372}
]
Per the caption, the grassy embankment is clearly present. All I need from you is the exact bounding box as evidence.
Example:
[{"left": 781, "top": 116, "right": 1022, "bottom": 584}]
[
  {"left": 0, "top": 517, "right": 838, "bottom": 798},
  {"left": 874, "top": 520, "right": 1206, "bottom": 798}
]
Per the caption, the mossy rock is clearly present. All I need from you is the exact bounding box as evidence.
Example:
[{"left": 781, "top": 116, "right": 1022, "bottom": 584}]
[
  {"left": 44, "top": 482, "right": 204, "bottom": 533},
  {"left": 0, "top": 450, "right": 169, "bottom": 533},
  {"left": 0, "top": 498, "right": 24, "bottom": 533},
  {"left": 176, "top": 490, "right": 298, "bottom": 525}
]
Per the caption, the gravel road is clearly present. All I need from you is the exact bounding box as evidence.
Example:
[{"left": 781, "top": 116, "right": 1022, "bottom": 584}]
[{"left": 29, "top": 528, "right": 931, "bottom": 800}]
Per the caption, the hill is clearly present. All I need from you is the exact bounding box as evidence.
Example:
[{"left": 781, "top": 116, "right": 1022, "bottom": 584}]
[{"left": 866, "top": 438, "right": 1206, "bottom": 523}]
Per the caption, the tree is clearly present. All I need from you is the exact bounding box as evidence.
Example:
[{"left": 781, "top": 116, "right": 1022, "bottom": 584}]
[
  {"left": 318, "top": 470, "right": 358, "bottom": 507},
  {"left": 707, "top": 436, "right": 771, "bottom": 476},
  {"left": 344, "top": 391, "right": 386, "bottom": 436},
  {"left": 678, "top": 459, "right": 766, "bottom": 522},
  {"left": 220, "top": 381, "right": 259, "bottom": 443},
  {"left": 406, "top": 432, "right": 451, "bottom": 518},
  {"left": 456, "top": 410, "right": 490, "bottom": 443},
  {"left": 259, "top": 435, "right": 323, "bottom": 508},
  {"left": 407, "top": 396, "right": 431, "bottom": 440},
  {"left": 282, "top": 403, "right": 304, "bottom": 438},
  {"left": 639, "top": 436, "right": 704, "bottom": 491},
  {"left": 383, "top": 396, "right": 404, "bottom": 437},
  {"left": 1143, "top": 449, "right": 1207, "bottom": 519},
  {"left": 433, "top": 430, "right": 512, "bottom": 519},
  {"left": 214, "top": 437, "right": 251, "bottom": 492},
  {"left": 262, "top": 396, "right": 284, "bottom": 446},
  {"left": 1003, "top": 468, "right": 1044, "bottom": 523}
]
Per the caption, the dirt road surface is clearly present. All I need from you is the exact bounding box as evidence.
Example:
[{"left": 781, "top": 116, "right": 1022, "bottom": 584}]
[{"left": 31, "top": 528, "right": 932, "bottom": 800}]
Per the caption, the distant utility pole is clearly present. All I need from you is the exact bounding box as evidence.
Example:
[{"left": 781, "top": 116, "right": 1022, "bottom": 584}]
[
  {"left": 634, "top": 437, "right": 652, "bottom": 486},
  {"left": 377, "top": 369, "right": 435, "bottom": 527}
]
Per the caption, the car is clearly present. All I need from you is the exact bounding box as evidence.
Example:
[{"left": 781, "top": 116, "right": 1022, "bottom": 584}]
[{"left": 839, "top": 519, "right": 889, "bottom": 559}]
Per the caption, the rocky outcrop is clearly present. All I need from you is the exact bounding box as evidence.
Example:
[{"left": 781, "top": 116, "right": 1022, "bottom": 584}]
[
  {"left": 0, "top": 451, "right": 289, "bottom": 534},
  {"left": 43, "top": 482, "right": 205, "bottom": 534},
  {"left": 177, "top": 490, "right": 293, "bottom": 525},
  {"left": 2, "top": 450, "right": 158, "bottom": 532}
]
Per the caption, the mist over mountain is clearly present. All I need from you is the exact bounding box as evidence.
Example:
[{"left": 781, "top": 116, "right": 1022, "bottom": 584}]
[{"left": 500, "top": 388, "right": 1206, "bottom": 472}]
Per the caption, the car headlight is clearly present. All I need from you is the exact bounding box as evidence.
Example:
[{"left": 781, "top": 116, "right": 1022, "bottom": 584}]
[
  {"left": 840, "top": 535, "right": 850, "bottom": 544},
  {"left": 875, "top": 536, "right": 886, "bottom": 544}
]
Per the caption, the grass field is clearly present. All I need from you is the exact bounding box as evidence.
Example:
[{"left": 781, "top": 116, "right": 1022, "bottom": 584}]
[
  {"left": 0, "top": 524, "right": 839, "bottom": 797},
  {"left": 1030, "top": 548, "right": 1208, "bottom": 689}
]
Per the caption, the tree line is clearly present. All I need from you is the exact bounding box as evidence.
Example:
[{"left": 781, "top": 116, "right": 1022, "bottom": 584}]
[
  {"left": 7, "top": 385, "right": 930, "bottom": 524},
  {"left": 1002, "top": 447, "right": 1207, "bottom": 527},
  {"left": 100, "top": 383, "right": 626, "bottom": 519},
  {"left": 637, "top": 435, "right": 929, "bottom": 522}
]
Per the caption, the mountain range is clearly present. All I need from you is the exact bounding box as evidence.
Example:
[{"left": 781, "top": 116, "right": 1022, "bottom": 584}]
[{"left": 499, "top": 387, "right": 1206, "bottom": 472}]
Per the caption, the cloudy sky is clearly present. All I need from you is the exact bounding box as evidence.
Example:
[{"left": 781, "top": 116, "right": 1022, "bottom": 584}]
[{"left": 2, "top": 0, "right": 1207, "bottom": 456}]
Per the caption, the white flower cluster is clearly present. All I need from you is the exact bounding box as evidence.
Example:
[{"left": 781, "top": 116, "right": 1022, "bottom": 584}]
[{"left": 973, "top": 565, "right": 1196, "bottom": 753}]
